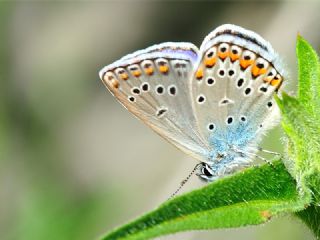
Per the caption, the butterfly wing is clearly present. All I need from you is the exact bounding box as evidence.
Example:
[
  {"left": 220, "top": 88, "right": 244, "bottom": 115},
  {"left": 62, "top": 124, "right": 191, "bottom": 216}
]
[
  {"left": 190, "top": 24, "right": 284, "bottom": 155},
  {"left": 99, "top": 43, "right": 210, "bottom": 160}
]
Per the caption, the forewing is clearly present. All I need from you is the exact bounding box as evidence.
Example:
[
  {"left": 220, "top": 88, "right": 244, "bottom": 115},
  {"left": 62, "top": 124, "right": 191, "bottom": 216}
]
[
  {"left": 99, "top": 43, "right": 209, "bottom": 160},
  {"left": 190, "top": 24, "right": 284, "bottom": 143}
]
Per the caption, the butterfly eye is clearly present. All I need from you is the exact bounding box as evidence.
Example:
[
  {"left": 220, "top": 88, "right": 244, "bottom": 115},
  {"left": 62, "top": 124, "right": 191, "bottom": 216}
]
[{"left": 202, "top": 164, "right": 214, "bottom": 177}]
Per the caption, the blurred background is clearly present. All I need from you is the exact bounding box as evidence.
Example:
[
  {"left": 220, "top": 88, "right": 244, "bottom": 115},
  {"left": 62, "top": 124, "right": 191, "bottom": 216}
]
[{"left": 1, "top": 1, "right": 319, "bottom": 240}]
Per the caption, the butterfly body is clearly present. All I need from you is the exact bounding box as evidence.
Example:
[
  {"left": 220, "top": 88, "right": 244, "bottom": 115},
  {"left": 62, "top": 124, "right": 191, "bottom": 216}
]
[{"left": 99, "top": 24, "right": 284, "bottom": 182}]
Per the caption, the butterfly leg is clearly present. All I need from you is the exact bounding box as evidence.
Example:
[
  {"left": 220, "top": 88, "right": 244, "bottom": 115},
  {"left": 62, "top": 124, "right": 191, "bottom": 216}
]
[
  {"left": 248, "top": 152, "right": 275, "bottom": 167},
  {"left": 257, "top": 147, "right": 282, "bottom": 157}
]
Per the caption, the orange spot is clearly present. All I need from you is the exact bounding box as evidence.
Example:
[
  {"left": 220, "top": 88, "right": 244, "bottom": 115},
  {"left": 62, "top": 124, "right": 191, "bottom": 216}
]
[
  {"left": 132, "top": 71, "right": 141, "bottom": 77},
  {"left": 205, "top": 57, "right": 216, "bottom": 68},
  {"left": 240, "top": 59, "right": 253, "bottom": 69},
  {"left": 263, "top": 76, "right": 273, "bottom": 83},
  {"left": 195, "top": 68, "right": 203, "bottom": 80},
  {"left": 270, "top": 79, "right": 281, "bottom": 87},
  {"left": 270, "top": 74, "right": 282, "bottom": 87},
  {"left": 260, "top": 210, "right": 272, "bottom": 220},
  {"left": 218, "top": 51, "right": 229, "bottom": 60},
  {"left": 144, "top": 67, "right": 154, "bottom": 76},
  {"left": 111, "top": 79, "right": 119, "bottom": 88},
  {"left": 159, "top": 65, "right": 169, "bottom": 74},
  {"left": 251, "top": 65, "right": 267, "bottom": 77},
  {"left": 120, "top": 73, "right": 129, "bottom": 80},
  {"left": 230, "top": 53, "right": 239, "bottom": 62}
]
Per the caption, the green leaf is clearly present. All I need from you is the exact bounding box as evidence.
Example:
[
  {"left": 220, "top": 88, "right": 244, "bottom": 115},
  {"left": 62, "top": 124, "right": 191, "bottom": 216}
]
[
  {"left": 277, "top": 36, "right": 320, "bottom": 202},
  {"left": 100, "top": 161, "right": 307, "bottom": 240},
  {"left": 296, "top": 203, "right": 320, "bottom": 238},
  {"left": 297, "top": 35, "right": 320, "bottom": 111},
  {"left": 276, "top": 36, "right": 320, "bottom": 239}
]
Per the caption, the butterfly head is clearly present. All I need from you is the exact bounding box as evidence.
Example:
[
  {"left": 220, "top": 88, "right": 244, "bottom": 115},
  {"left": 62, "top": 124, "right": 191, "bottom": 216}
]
[{"left": 196, "top": 162, "right": 219, "bottom": 182}]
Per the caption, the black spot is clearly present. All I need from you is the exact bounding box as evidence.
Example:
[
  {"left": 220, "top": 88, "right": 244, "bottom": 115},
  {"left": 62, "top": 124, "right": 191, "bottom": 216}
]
[
  {"left": 128, "top": 96, "right": 135, "bottom": 102},
  {"left": 219, "top": 70, "right": 225, "bottom": 76},
  {"left": 208, "top": 123, "right": 214, "bottom": 130},
  {"left": 169, "top": 86, "right": 176, "bottom": 95},
  {"left": 144, "top": 63, "right": 151, "bottom": 68},
  {"left": 207, "top": 78, "right": 215, "bottom": 85},
  {"left": 174, "top": 63, "right": 181, "bottom": 68},
  {"left": 240, "top": 116, "right": 246, "bottom": 122},
  {"left": 197, "top": 95, "right": 205, "bottom": 103},
  {"left": 228, "top": 70, "right": 235, "bottom": 76},
  {"left": 130, "top": 66, "right": 138, "bottom": 71},
  {"left": 267, "top": 101, "right": 273, "bottom": 108},
  {"left": 141, "top": 83, "right": 149, "bottom": 91},
  {"left": 158, "top": 60, "right": 166, "bottom": 66},
  {"left": 220, "top": 47, "right": 227, "bottom": 52},
  {"left": 156, "top": 86, "right": 164, "bottom": 94},
  {"left": 208, "top": 123, "right": 215, "bottom": 131},
  {"left": 260, "top": 124, "right": 263, "bottom": 128},
  {"left": 245, "top": 88, "right": 251, "bottom": 95},
  {"left": 268, "top": 71, "right": 274, "bottom": 76},
  {"left": 232, "top": 49, "right": 238, "bottom": 54},
  {"left": 207, "top": 51, "right": 214, "bottom": 58},
  {"left": 156, "top": 108, "right": 167, "bottom": 117},
  {"left": 257, "top": 63, "right": 264, "bottom": 68},
  {"left": 132, "top": 88, "right": 140, "bottom": 95},
  {"left": 237, "top": 78, "right": 244, "bottom": 87},
  {"left": 260, "top": 87, "right": 268, "bottom": 92},
  {"left": 227, "top": 117, "right": 233, "bottom": 124},
  {"left": 221, "top": 99, "right": 229, "bottom": 104},
  {"left": 244, "top": 55, "right": 251, "bottom": 60}
]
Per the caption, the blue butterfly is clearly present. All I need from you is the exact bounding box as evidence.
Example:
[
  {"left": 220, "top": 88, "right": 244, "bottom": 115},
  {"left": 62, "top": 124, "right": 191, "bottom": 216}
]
[{"left": 99, "top": 24, "right": 284, "bottom": 184}]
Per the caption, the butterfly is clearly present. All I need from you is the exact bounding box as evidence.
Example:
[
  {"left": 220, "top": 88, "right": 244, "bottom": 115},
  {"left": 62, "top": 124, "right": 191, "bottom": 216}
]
[{"left": 99, "top": 24, "right": 284, "bottom": 184}]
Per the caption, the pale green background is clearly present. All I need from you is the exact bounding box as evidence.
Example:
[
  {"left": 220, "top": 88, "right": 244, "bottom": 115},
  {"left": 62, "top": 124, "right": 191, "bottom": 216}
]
[{"left": 0, "top": 1, "right": 319, "bottom": 240}]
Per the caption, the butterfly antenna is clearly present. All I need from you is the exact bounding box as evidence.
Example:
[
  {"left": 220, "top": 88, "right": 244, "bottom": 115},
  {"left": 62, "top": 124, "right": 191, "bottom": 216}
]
[{"left": 168, "top": 163, "right": 202, "bottom": 200}]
